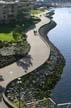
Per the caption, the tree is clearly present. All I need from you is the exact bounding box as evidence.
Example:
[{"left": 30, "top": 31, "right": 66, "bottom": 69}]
[{"left": 13, "top": 25, "right": 23, "bottom": 42}]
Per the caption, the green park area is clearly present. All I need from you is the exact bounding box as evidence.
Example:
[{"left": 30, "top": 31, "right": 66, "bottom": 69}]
[
  {"left": 0, "top": 25, "right": 14, "bottom": 41},
  {"left": 0, "top": 16, "right": 40, "bottom": 41},
  {"left": 0, "top": 16, "right": 41, "bottom": 68},
  {"left": 31, "top": 9, "right": 44, "bottom": 15},
  {"left": 0, "top": 33, "right": 13, "bottom": 41}
]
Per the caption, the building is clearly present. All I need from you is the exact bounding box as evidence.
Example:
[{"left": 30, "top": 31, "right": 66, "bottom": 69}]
[
  {"left": 0, "top": 0, "right": 34, "bottom": 24},
  {"left": 43, "top": 0, "right": 71, "bottom": 6}
]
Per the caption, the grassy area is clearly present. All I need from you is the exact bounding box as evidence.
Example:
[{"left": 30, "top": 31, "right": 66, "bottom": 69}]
[
  {"left": 0, "top": 25, "right": 14, "bottom": 41},
  {"left": 12, "top": 100, "right": 25, "bottom": 108},
  {"left": 31, "top": 9, "right": 44, "bottom": 15},
  {"left": 0, "top": 33, "right": 14, "bottom": 41},
  {"left": 0, "top": 16, "right": 40, "bottom": 41}
]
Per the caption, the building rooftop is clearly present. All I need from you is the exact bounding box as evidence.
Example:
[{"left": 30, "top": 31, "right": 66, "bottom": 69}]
[{"left": 0, "top": 0, "right": 19, "bottom": 4}]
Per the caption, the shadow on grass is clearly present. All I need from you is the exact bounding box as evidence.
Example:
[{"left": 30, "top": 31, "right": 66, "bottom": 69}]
[
  {"left": 0, "top": 24, "right": 15, "bottom": 33},
  {"left": 0, "top": 16, "right": 40, "bottom": 34},
  {"left": 20, "top": 16, "right": 41, "bottom": 32}
]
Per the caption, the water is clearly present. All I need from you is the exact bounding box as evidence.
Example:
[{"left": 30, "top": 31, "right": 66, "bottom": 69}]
[{"left": 48, "top": 8, "right": 71, "bottom": 104}]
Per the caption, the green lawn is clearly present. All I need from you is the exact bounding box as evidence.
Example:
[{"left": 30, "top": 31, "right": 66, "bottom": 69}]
[
  {"left": 0, "top": 25, "right": 14, "bottom": 41},
  {"left": 0, "top": 32, "right": 14, "bottom": 41},
  {"left": 12, "top": 100, "right": 25, "bottom": 108},
  {"left": 31, "top": 10, "right": 44, "bottom": 15}
]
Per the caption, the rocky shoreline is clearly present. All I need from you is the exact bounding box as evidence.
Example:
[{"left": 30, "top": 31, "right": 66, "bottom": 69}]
[{"left": 6, "top": 19, "right": 65, "bottom": 104}]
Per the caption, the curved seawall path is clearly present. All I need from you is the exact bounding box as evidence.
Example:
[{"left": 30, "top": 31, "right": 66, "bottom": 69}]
[
  {"left": 0, "top": 10, "right": 51, "bottom": 108},
  {"left": 5, "top": 16, "right": 65, "bottom": 108},
  {"left": 0, "top": 10, "right": 50, "bottom": 88}
]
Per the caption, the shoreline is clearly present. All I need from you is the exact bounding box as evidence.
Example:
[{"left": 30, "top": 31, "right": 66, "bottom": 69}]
[
  {"left": 5, "top": 18, "right": 65, "bottom": 106},
  {"left": 39, "top": 20, "right": 65, "bottom": 63}
]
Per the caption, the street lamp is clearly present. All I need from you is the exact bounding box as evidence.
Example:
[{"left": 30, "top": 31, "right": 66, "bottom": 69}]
[
  {"left": 22, "top": 24, "right": 24, "bottom": 27},
  {"left": 17, "top": 77, "right": 22, "bottom": 108}
]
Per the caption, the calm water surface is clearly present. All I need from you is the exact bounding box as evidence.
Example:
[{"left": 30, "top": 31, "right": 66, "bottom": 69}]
[{"left": 48, "top": 8, "right": 71, "bottom": 103}]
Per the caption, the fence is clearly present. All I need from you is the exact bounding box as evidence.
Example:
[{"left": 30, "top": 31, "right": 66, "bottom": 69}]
[
  {"left": 25, "top": 98, "right": 56, "bottom": 108},
  {"left": 57, "top": 103, "right": 71, "bottom": 108},
  {"left": 25, "top": 98, "right": 71, "bottom": 108}
]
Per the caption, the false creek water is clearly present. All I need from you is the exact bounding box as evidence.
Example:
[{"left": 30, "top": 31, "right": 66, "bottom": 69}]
[{"left": 48, "top": 8, "right": 71, "bottom": 103}]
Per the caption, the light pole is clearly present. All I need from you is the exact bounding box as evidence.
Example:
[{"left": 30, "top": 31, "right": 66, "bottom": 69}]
[
  {"left": 22, "top": 24, "right": 24, "bottom": 27},
  {"left": 17, "top": 77, "right": 22, "bottom": 108},
  {"left": 22, "top": 24, "right": 24, "bottom": 30}
]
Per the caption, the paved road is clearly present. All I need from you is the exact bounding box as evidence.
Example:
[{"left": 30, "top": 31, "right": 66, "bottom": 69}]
[
  {"left": 0, "top": 10, "right": 50, "bottom": 108},
  {"left": 0, "top": 100, "right": 9, "bottom": 108}
]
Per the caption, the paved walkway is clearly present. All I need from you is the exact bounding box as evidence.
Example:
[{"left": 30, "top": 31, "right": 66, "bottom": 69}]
[{"left": 0, "top": 10, "right": 50, "bottom": 108}]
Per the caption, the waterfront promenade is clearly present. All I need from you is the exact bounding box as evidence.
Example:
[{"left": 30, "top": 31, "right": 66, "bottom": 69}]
[{"left": 0, "top": 10, "right": 50, "bottom": 108}]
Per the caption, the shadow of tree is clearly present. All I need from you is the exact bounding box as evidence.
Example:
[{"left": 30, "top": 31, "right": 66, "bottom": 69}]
[
  {"left": 0, "top": 16, "right": 40, "bottom": 34},
  {"left": 16, "top": 55, "right": 33, "bottom": 71},
  {"left": 0, "top": 85, "right": 5, "bottom": 102},
  {"left": 25, "top": 24, "right": 36, "bottom": 32},
  {"left": 0, "top": 24, "right": 15, "bottom": 33},
  {"left": 0, "top": 75, "right": 4, "bottom": 82},
  {"left": 0, "top": 22, "right": 36, "bottom": 35}
]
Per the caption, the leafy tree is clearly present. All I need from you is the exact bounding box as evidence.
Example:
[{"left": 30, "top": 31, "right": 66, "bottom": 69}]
[{"left": 13, "top": 25, "right": 23, "bottom": 42}]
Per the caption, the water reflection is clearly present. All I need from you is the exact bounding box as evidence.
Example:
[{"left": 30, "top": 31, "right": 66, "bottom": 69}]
[{"left": 49, "top": 8, "right": 71, "bottom": 103}]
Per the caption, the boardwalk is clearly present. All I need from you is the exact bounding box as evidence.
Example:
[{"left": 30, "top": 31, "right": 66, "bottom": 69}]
[{"left": 0, "top": 10, "right": 50, "bottom": 108}]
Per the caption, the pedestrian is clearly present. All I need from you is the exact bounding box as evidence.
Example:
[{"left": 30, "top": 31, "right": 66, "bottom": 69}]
[{"left": 31, "top": 99, "right": 36, "bottom": 108}]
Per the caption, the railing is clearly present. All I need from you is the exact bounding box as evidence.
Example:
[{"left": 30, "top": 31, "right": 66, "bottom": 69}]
[
  {"left": 47, "top": 98, "right": 71, "bottom": 108},
  {"left": 26, "top": 97, "right": 71, "bottom": 108},
  {"left": 57, "top": 103, "right": 71, "bottom": 108},
  {"left": 25, "top": 98, "right": 56, "bottom": 108}
]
